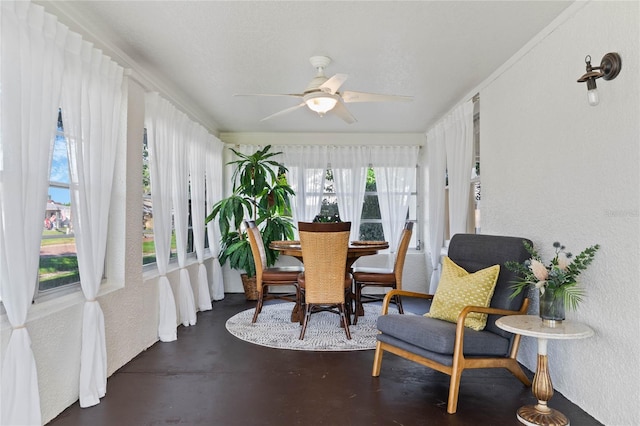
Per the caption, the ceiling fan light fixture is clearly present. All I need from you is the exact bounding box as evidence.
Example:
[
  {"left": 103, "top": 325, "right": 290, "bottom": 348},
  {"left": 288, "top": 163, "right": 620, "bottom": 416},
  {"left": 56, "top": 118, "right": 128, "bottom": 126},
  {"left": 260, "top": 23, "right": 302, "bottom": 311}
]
[{"left": 304, "top": 92, "right": 339, "bottom": 115}]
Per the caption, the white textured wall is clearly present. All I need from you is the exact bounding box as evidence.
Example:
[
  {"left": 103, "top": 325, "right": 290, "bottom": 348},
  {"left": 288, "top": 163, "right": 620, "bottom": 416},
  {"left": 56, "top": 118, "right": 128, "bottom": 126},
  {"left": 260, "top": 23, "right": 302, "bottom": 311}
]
[{"left": 480, "top": 2, "right": 639, "bottom": 424}]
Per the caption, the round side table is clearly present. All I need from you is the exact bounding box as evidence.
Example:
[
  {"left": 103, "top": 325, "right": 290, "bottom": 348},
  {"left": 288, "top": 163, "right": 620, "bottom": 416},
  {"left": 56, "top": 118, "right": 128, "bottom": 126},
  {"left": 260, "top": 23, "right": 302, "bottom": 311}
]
[{"left": 496, "top": 315, "right": 594, "bottom": 426}]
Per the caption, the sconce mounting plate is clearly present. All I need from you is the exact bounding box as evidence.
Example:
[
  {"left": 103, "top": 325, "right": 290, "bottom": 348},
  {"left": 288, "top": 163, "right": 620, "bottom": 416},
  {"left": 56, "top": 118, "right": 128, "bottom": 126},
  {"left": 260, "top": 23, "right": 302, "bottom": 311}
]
[{"left": 600, "top": 52, "right": 621, "bottom": 81}]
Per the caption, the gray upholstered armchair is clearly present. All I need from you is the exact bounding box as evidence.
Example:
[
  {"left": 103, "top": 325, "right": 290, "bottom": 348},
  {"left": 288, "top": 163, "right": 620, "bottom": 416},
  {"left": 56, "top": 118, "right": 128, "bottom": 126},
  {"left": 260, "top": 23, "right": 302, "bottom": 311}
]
[{"left": 372, "top": 233, "right": 533, "bottom": 414}]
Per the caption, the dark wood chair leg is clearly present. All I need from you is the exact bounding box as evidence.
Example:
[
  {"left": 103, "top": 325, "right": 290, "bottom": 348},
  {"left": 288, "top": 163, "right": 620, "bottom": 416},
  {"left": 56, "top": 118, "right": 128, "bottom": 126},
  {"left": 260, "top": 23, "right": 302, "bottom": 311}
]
[
  {"left": 339, "top": 304, "right": 351, "bottom": 339},
  {"left": 299, "top": 304, "right": 311, "bottom": 340},
  {"left": 353, "top": 282, "right": 362, "bottom": 324},
  {"left": 344, "top": 289, "right": 353, "bottom": 326},
  {"left": 252, "top": 287, "right": 265, "bottom": 323}
]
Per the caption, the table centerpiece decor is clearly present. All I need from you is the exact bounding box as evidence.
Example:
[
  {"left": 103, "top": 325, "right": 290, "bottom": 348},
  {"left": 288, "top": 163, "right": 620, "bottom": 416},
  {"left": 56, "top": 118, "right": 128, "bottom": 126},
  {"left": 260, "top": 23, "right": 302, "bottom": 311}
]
[{"left": 506, "top": 241, "right": 599, "bottom": 325}]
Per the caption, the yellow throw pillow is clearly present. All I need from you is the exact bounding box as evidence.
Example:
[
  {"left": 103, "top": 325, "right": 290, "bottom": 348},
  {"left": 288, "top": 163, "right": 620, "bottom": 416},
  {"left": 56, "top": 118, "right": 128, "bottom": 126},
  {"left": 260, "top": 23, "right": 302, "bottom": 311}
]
[{"left": 425, "top": 256, "right": 500, "bottom": 331}]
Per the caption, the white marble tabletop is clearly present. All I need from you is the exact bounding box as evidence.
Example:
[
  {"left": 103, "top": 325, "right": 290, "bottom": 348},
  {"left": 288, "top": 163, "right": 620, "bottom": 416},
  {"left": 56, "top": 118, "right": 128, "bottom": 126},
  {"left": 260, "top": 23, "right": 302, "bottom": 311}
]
[{"left": 496, "top": 315, "right": 594, "bottom": 340}]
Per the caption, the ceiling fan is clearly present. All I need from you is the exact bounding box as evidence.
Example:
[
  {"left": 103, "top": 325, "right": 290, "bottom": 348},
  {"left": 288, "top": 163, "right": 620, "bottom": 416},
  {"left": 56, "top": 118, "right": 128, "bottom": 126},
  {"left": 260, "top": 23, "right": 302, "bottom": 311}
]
[{"left": 236, "top": 56, "right": 413, "bottom": 124}]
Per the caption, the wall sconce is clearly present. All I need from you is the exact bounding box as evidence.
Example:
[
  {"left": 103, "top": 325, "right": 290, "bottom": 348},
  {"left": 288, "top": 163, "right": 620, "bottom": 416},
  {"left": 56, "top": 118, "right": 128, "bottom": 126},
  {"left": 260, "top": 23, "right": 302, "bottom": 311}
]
[{"left": 577, "top": 52, "right": 622, "bottom": 106}]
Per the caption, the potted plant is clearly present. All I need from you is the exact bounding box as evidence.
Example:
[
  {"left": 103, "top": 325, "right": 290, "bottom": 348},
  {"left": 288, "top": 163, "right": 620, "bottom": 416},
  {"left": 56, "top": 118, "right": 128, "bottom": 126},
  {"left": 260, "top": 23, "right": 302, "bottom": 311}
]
[
  {"left": 206, "top": 145, "right": 296, "bottom": 300},
  {"left": 506, "top": 241, "right": 599, "bottom": 323}
]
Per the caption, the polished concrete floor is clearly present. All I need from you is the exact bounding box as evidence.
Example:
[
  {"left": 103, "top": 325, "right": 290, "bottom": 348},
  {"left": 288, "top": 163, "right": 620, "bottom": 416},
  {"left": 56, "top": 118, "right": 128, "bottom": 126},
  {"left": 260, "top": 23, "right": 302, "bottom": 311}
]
[{"left": 49, "top": 294, "right": 602, "bottom": 426}]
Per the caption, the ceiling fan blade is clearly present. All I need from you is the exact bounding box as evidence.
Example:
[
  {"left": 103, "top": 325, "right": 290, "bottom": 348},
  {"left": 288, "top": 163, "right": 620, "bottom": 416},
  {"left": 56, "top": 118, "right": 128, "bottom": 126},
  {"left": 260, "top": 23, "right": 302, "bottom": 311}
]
[
  {"left": 341, "top": 90, "right": 413, "bottom": 103},
  {"left": 234, "top": 93, "right": 304, "bottom": 98},
  {"left": 330, "top": 101, "right": 357, "bottom": 124},
  {"left": 260, "top": 102, "right": 306, "bottom": 121},
  {"left": 319, "top": 74, "right": 348, "bottom": 94}
]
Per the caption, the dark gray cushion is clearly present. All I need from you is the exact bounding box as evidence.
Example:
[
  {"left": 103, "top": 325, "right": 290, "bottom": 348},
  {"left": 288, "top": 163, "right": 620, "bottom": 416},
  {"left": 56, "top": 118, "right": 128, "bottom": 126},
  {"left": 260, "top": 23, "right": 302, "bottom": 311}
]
[
  {"left": 377, "top": 314, "right": 511, "bottom": 357},
  {"left": 377, "top": 333, "right": 456, "bottom": 366}
]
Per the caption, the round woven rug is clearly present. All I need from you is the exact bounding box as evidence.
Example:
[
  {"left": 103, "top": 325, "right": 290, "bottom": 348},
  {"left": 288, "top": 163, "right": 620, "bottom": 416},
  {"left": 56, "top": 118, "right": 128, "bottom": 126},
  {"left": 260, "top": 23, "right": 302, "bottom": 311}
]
[{"left": 225, "top": 302, "right": 394, "bottom": 351}]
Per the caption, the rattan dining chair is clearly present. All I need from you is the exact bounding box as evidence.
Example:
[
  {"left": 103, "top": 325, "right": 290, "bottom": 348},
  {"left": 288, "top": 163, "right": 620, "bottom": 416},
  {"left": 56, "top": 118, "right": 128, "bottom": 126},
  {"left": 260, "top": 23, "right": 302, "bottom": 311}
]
[
  {"left": 352, "top": 221, "right": 413, "bottom": 324},
  {"left": 245, "top": 220, "right": 303, "bottom": 323},
  {"left": 297, "top": 221, "right": 353, "bottom": 340}
]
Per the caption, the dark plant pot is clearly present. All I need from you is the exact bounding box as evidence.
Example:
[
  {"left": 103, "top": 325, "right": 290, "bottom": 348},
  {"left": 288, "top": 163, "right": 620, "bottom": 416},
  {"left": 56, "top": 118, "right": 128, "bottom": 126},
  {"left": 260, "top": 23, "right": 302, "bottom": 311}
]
[
  {"left": 539, "top": 290, "right": 565, "bottom": 326},
  {"left": 241, "top": 274, "right": 258, "bottom": 301}
]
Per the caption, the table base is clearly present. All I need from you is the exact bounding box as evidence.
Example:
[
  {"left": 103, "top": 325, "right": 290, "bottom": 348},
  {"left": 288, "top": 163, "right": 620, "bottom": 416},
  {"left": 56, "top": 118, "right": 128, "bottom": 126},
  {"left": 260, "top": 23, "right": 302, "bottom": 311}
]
[{"left": 517, "top": 404, "right": 569, "bottom": 426}]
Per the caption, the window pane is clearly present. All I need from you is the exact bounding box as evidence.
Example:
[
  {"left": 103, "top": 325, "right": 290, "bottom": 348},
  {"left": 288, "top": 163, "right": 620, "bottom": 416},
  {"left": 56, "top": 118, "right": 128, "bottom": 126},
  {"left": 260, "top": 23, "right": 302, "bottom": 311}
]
[
  {"left": 142, "top": 196, "right": 155, "bottom": 264},
  {"left": 318, "top": 169, "right": 338, "bottom": 221},
  {"left": 365, "top": 168, "right": 376, "bottom": 192},
  {"left": 170, "top": 229, "right": 178, "bottom": 258},
  {"left": 319, "top": 195, "right": 338, "bottom": 218},
  {"left": 142, "top": 129, "right": 156, "bottom": 264},
  {"left": 359, "top": 222, "right": 384, "bottom": 241},
  {"left": 360, "top": 168, "right": 383, "bottom": 241},
  {"left": 40, "top": 193, "right": 79, "bottom": 291},
  {"left": 39, "top": 113, "right": 79, "bottom": 292},
  {"left": 361, "top": 194, "right": 381, "bottom": 219}
]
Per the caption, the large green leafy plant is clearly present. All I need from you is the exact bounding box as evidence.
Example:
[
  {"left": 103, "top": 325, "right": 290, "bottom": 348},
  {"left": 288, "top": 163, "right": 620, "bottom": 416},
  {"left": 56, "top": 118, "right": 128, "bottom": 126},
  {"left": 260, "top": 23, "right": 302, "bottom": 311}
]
[{"left": 206, "top": 145, "right": 295, "bottom": 277}]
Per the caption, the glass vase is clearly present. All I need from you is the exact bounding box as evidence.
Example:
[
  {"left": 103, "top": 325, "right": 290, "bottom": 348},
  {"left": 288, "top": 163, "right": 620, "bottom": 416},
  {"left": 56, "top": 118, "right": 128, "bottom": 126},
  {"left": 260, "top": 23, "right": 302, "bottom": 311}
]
[{"left": 539, "top": 290, "right": 565, "bottom": 327}]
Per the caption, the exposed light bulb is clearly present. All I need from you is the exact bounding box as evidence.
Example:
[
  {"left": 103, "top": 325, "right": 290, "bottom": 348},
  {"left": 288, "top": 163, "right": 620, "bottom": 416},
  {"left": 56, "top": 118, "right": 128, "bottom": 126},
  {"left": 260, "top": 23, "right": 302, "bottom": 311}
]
[
  {"left": 587, "top": 88, "right": 599, "bottom": 106},
  {"left": 586, "top": 77, "right": 599, "bottom": 106}
]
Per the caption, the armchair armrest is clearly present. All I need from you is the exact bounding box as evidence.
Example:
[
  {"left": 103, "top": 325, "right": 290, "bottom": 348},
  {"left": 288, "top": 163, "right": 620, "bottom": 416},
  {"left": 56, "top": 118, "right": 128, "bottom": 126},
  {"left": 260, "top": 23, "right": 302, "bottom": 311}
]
[
  {"left": 453, "top": 298, "right": 530, "bottom": 359},
  {"left": 381, "top": 289, "right": 434, "bottom": 315},
  {"left": 457, "top": 301, "right": 529, "bottom": 321}
]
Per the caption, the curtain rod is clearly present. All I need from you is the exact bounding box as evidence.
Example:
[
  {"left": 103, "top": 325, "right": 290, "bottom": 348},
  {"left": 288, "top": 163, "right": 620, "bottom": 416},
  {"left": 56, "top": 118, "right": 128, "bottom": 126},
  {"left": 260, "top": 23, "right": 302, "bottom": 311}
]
[{"left": 471, "top": 93, "right": 480, "bottom": 103}]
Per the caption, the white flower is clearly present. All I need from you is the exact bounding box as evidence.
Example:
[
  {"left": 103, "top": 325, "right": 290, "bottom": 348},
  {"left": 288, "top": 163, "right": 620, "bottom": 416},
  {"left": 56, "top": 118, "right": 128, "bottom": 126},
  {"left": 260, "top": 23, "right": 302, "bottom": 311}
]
[
  {"left": 557, "top": 252, "right": 571, "bottom": 270},
  {"left": 529, "top": 259, "right": 549, "bottom": 281},
  {"left": 535, "top": 280, "right": 546, "bottom": 295}
]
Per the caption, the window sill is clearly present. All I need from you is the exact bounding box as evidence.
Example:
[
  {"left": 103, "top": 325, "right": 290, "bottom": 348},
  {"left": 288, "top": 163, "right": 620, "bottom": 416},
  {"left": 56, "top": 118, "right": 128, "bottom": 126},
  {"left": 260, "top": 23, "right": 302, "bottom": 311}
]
[
  {"left": 142, "top": 252, "right": 207, "bottom": 280},
  {"left": 1, "top": 279, "right": 124, "bottom": 333}
]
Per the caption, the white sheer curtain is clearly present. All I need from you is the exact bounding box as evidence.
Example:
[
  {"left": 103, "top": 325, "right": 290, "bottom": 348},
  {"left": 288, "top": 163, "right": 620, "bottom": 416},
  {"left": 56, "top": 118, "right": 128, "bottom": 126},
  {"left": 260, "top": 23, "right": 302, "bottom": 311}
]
[
  {"left": 60, "top": 33, "right": 125, "bottom": 408},
  {"left": 145, "top": 92, "right": 178, "bottom": 342},
  {"left": 371, "top": 146, "right": 418, "bottom": 256},
  {"left": 0, "top": 2, "right": 67, "bottom": 424},
  {"left": 330, "top": 146, "right": 368, "bottom": 241},
  {"left": 281, "top": 145, "right": 328, "bottom": 226},
  {"left": 444, "top": 100, "right": 474, "bottom": 236},
  {"left": 189, "top": 125, "right": 212, "bottom": 311},
  {"left": 427, "top": 122, "right": 447, "bottom": 293},
  {"left": 205, "top": 135, "right": 225, "bottom": 300},
  {"left": 172, "top": 115, "right": 197, "bottom": 327}
]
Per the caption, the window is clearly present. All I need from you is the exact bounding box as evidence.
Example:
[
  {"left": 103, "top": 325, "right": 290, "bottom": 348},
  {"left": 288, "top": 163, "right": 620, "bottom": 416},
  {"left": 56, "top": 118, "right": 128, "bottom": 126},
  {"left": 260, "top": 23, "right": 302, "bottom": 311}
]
[
  {"left": 472, "top": 110, "right": 481, "bottom": 233},
  {"left": 443, "top": 108, "right": 480, "bottom": 240},
  {"left": 318, "top": 169, "right": 339, "bottom": 220},
  {"left": 142, "top": 130, "right": 195, "bottom": 266},
  {"left": 38, "top": 111, "right": 79, "bottom": 292},
  {"left": 142, "top": 129, "right": 157, "bottom": 265},
  {"left": 360, "top": 168, "right": 383, "bottom": 240},
  {"left": 319, "top": 167, "right": 418, "bottom": 247}
]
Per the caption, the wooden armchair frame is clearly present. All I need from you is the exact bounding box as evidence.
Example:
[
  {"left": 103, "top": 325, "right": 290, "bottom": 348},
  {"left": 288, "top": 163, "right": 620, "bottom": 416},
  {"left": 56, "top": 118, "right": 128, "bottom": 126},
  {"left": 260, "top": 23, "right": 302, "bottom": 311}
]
[{"left": 372, "top": 289, "right": 531, "bottom": 414}]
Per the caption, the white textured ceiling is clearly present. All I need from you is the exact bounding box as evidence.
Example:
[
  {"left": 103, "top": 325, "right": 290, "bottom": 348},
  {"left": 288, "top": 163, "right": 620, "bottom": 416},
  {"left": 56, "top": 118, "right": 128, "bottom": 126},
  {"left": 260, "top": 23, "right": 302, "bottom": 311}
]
[{"left": 39, "top": 1, "right": 573, "bottom": 134}]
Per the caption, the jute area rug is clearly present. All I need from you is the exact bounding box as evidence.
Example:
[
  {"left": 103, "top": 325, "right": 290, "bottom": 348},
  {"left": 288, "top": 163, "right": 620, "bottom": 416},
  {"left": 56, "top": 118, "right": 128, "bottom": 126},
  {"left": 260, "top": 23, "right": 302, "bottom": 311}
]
[{"left": 225, "top": 302, "right": 396, "bottom": 352}]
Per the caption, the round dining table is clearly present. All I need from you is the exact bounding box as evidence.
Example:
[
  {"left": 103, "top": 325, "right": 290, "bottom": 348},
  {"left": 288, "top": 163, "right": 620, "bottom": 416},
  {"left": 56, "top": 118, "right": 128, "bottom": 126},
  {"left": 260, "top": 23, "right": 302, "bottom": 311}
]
[{"left": 270, "top": 240, "right": 389, "bottom": 270}]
